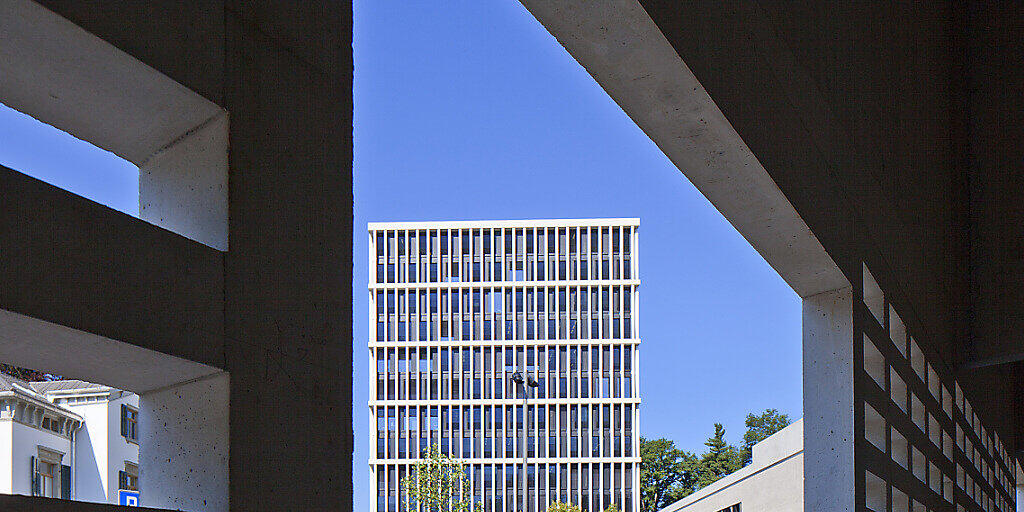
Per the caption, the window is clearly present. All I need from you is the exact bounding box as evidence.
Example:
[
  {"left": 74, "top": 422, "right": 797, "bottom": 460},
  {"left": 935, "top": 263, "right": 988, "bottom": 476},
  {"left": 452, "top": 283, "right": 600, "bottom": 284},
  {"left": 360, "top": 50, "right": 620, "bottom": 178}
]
[
  {"left": 38, "top": 460, "right": 57, "bottom": 497},
  {"left": 121, "top": 404, "right": 139, "bottom": 443},
  {"left": 120, "top": 462, "right": 139, "bottom": 491},
  {"left": 32, "top": 448, "right": 66, "bottom": 499},
  {"left": 717, "top": 505, "right": 741, "bottom": 512}
]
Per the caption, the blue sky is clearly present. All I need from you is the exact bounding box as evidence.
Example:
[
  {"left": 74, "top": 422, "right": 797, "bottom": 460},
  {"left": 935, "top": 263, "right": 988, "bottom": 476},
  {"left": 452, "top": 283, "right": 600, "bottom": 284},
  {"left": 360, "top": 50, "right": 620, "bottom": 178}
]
[
  {"left": 0, "top": 105, "right": 138, "bottom": 216},
  {"left": 1, "top": 1, "right": 801, "bottom": 509}
]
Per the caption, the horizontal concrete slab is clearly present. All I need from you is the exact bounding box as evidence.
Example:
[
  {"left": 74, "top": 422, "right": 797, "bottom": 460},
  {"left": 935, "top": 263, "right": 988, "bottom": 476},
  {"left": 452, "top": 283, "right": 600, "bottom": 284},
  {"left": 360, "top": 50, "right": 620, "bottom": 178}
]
[
  {"left": 0, "top": 308, "right": 221, "bottom": 394},
  {"left": 0, "top": 167, "right": 225, "bottom": 368}
]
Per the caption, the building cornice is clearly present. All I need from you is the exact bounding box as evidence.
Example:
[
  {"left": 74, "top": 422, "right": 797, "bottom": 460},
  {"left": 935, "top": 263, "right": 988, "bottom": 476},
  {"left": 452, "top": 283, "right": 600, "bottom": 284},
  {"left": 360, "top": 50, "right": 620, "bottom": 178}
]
[
  {"left": 369, "top": 218, "right": 641, "bottom": 231},
  {"left": 0, "top": 387, "right": 83, "bottom": 438}
]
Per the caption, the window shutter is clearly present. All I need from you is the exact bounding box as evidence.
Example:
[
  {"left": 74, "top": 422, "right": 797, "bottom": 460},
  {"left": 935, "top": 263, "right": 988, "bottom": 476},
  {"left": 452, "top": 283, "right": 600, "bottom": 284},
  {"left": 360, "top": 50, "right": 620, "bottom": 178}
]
[
  {"left": 30, "top": 456, "right": 39, "bottom": 496},
  {"left": 61, "top": 465, "right": 71, "bottom": 500},
  {"left": 120, "top": 404, "right": 127, "bottom": 437}
]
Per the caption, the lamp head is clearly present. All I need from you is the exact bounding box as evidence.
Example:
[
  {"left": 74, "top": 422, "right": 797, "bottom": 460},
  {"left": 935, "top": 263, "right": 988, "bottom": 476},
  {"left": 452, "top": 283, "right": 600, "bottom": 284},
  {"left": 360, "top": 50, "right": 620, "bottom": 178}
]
[{"left": 510, "top": 371, "right": 524, "bottom": 384}]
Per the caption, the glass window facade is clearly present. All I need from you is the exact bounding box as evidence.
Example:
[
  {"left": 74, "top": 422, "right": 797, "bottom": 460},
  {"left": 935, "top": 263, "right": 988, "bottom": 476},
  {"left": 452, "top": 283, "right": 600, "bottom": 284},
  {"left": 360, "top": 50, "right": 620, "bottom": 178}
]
[{"left": 369, "top": 220, "right": 641, "bottom": 512}]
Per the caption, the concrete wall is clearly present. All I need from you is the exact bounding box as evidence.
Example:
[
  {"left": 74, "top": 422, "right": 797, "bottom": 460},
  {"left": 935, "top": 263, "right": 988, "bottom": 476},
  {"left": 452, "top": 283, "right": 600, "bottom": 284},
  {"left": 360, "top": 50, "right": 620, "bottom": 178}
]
[
  {"left": 139, "top": 373, "right": 228, "bottom": 512},
  {"left": 634, "top": 0, "right": 1023, "bottom": 453}
]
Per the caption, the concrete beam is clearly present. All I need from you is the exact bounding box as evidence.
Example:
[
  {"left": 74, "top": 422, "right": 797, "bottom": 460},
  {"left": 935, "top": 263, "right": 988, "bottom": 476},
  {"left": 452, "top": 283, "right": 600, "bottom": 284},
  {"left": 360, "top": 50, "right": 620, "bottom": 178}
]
[
  {"left": 959, "top": 349, "right": 1024, "bottom": 370},
  {"left": 0, "top": 0, "right": 222, "bottom": 164},
  {"left": 0, "top": 0, "right": 229, "bottom": 249},
  {"left": 0, "top": 167, "right": 225, "bottom": 369},
  {"left": 518, "top": 0, "right": 846, "bottom": 299},
  {"left": 0, "top": 308, "right": 221, "bottom": 395}
]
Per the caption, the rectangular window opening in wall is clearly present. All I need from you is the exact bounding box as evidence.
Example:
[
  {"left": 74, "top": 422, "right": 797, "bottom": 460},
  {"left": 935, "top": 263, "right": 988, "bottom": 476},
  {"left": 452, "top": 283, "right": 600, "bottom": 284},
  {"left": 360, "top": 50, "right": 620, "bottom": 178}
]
[
  {"left": 0, "top": 102, "right": 140, "bottom": 217},
  {"left": 0, "top": 0, "right": 228, "bottom": 250},
  {"left": 856, "top": 263, "right": 1017, "bottom": 512},
  {"left": 0, "top": 308, "right": 230, "bottom": 511}
]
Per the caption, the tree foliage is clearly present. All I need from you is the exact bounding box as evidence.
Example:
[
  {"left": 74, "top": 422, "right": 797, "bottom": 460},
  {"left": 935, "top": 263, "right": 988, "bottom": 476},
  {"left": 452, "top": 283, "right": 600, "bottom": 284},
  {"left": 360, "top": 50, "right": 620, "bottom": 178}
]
[
  {"left": 548, "top": 501, "right": 581, "bottom": 512},
  {"left": 401, "top": 444, "right": 481, "bottom": 512},
  {"left": 740, "top": 409, "right": 791, "bottom": 466},
  {"left": 694, "top": 424, "right": 742, "bottom": 489},
  {"left": 639, "top": 437, "right": 696, "bottom": 512},
  {"left": 641, "top": 409, "right": 791, "bottom": 508}
]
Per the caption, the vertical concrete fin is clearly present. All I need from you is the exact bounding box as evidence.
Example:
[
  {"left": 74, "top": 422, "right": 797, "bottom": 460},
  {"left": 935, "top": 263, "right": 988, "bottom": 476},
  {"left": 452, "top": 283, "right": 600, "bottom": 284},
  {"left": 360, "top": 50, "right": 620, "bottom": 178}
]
[{"left": 803, "top": 286, "right": 855, "bottom": 511}]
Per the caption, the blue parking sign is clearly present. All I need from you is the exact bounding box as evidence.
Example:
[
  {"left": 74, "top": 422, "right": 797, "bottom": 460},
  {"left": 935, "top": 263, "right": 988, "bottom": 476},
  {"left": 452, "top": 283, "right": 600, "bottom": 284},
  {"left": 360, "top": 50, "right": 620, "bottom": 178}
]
[{"left": 118, "top": 489, "right": 140, "bottom": 506}]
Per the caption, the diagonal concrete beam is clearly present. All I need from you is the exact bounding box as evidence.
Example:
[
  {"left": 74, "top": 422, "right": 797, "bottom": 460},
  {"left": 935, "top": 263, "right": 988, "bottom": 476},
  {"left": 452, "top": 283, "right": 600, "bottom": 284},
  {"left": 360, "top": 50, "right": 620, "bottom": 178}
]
[{"left": 518, "top": 0, "right": 846, "bottom": 299}]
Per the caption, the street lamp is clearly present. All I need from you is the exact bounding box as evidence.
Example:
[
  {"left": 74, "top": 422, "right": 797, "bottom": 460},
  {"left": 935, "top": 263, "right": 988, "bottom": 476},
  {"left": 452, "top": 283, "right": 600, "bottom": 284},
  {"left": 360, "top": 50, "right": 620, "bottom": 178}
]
[{"left": 511, "top": 371, "right": 539, "bottom": 512}]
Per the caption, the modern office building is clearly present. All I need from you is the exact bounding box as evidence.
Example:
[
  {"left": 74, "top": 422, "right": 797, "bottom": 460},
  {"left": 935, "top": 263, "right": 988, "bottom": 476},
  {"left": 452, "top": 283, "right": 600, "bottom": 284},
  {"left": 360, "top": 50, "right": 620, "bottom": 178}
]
[{"left": 368, "top": 219, "right": 641, "bottom": 512}]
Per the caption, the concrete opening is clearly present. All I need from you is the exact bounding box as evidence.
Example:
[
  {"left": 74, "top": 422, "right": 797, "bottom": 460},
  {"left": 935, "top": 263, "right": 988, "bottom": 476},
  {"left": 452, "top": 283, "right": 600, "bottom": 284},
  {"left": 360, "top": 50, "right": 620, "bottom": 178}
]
[
  {"left": 0, "top": 0, "right": 229, "bottom": 251},
  {"left": 0, "top": 309, "right": 229, "bottom": 511},
  {"left": 356, "top": 4, "right": 805, "bottom": 512},
  {"left": 0, "top": 103, "right": 140, "bottom": 218}
]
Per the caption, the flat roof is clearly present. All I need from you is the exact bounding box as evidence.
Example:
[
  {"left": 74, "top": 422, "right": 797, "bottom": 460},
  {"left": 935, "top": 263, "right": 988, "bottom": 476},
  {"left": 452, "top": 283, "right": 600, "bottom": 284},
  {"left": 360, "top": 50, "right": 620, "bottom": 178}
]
[{"left": 368, "top": 218, "right": 640, "bottom": 230}]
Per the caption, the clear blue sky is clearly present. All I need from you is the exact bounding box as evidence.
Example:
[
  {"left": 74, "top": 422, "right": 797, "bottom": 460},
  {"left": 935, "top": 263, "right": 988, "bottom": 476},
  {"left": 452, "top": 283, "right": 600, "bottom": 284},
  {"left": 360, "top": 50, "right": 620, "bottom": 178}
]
[
  {"left": 1, "top": 2, "right": 801, "bottom": 510},
  {"left": 0, "top": 104, "right": 138, "bottom": 216}
]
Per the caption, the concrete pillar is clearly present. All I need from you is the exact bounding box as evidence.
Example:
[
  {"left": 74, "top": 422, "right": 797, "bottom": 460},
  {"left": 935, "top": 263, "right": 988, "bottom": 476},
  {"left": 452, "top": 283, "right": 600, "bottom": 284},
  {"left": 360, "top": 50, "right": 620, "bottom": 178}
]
[
  {"left": 139, "top": 372, "right": 229, "bottom": 512},
  {"left": 803, "top": 286, "right": 855, "bottom": 512},
  {"left": 138, "top": 111, "right": 229, "bottom": 251}
]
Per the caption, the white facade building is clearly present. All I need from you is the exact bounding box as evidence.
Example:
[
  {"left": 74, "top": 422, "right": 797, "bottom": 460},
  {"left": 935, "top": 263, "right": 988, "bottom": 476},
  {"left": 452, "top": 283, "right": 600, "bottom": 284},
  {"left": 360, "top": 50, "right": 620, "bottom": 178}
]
[
  {"left": 0, "top": 374, "right": 139, "bottom": 505},
  {"left": 659, "top": 420, "right": 804, "bottom": 512},
  {"left": 369, "top": 219, "right": 641, "bottom": 512}
]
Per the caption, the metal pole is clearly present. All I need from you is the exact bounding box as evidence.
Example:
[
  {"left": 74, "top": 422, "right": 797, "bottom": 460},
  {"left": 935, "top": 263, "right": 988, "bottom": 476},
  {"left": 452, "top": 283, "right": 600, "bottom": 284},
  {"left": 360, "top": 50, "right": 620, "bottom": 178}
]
[{"left": 522, "top": 383, "right": 528, "bottom": 466}]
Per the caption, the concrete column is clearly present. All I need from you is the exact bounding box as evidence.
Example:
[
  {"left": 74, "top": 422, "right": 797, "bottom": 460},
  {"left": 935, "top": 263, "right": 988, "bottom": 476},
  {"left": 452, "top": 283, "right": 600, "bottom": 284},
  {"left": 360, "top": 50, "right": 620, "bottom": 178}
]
[
  {"left": 803, "top": 286, "right": 855, "bottom": 512},
  {"left": 139, "top": 372, "right": 229, "bottom": 512}
]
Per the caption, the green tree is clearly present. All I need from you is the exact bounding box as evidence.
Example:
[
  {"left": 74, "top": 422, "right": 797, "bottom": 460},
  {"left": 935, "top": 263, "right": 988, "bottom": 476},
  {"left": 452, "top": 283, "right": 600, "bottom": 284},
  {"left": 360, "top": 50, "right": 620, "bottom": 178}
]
[
  {"left": 547, "top": 502, "right": 581, "bottom": 512},
  {"left": 740, "top": 409, "right": 791, "bottom": 465},
  {"left": 694, "top": 424, "right": 742, "bottom": 489},
  {"left": 603, "top": 504, "right": 620, "bottom": 512},
  {"left": 401, "top": 444, "right": 481, "bottom": 512},
  {"left": 639, "top": 437, "right": 697, "bottom": 512}
]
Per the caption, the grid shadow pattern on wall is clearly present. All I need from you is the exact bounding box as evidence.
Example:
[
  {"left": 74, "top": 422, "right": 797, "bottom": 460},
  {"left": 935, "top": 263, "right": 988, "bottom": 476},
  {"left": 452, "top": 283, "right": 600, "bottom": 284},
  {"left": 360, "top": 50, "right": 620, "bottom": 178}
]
[{"left": 856, "top": 265, "right": 1016, "bottom": 512}]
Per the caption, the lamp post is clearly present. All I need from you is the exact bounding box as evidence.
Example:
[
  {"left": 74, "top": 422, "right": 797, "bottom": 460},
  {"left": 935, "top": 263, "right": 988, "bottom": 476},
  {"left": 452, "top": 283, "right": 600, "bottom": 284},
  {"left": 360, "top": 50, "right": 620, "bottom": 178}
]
[{"left": 511, "top": 371, "right": 538, "bottom": 512}]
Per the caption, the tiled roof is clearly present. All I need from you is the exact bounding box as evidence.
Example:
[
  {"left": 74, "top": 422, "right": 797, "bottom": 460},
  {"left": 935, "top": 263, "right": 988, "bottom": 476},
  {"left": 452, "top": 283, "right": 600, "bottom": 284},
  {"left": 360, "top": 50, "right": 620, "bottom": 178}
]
[
  {"left": 0, "top": 372, "right": 23, "bottom": 391},
  {"left": 29, "top": 379, "right": 109, "bottom": 394}
]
